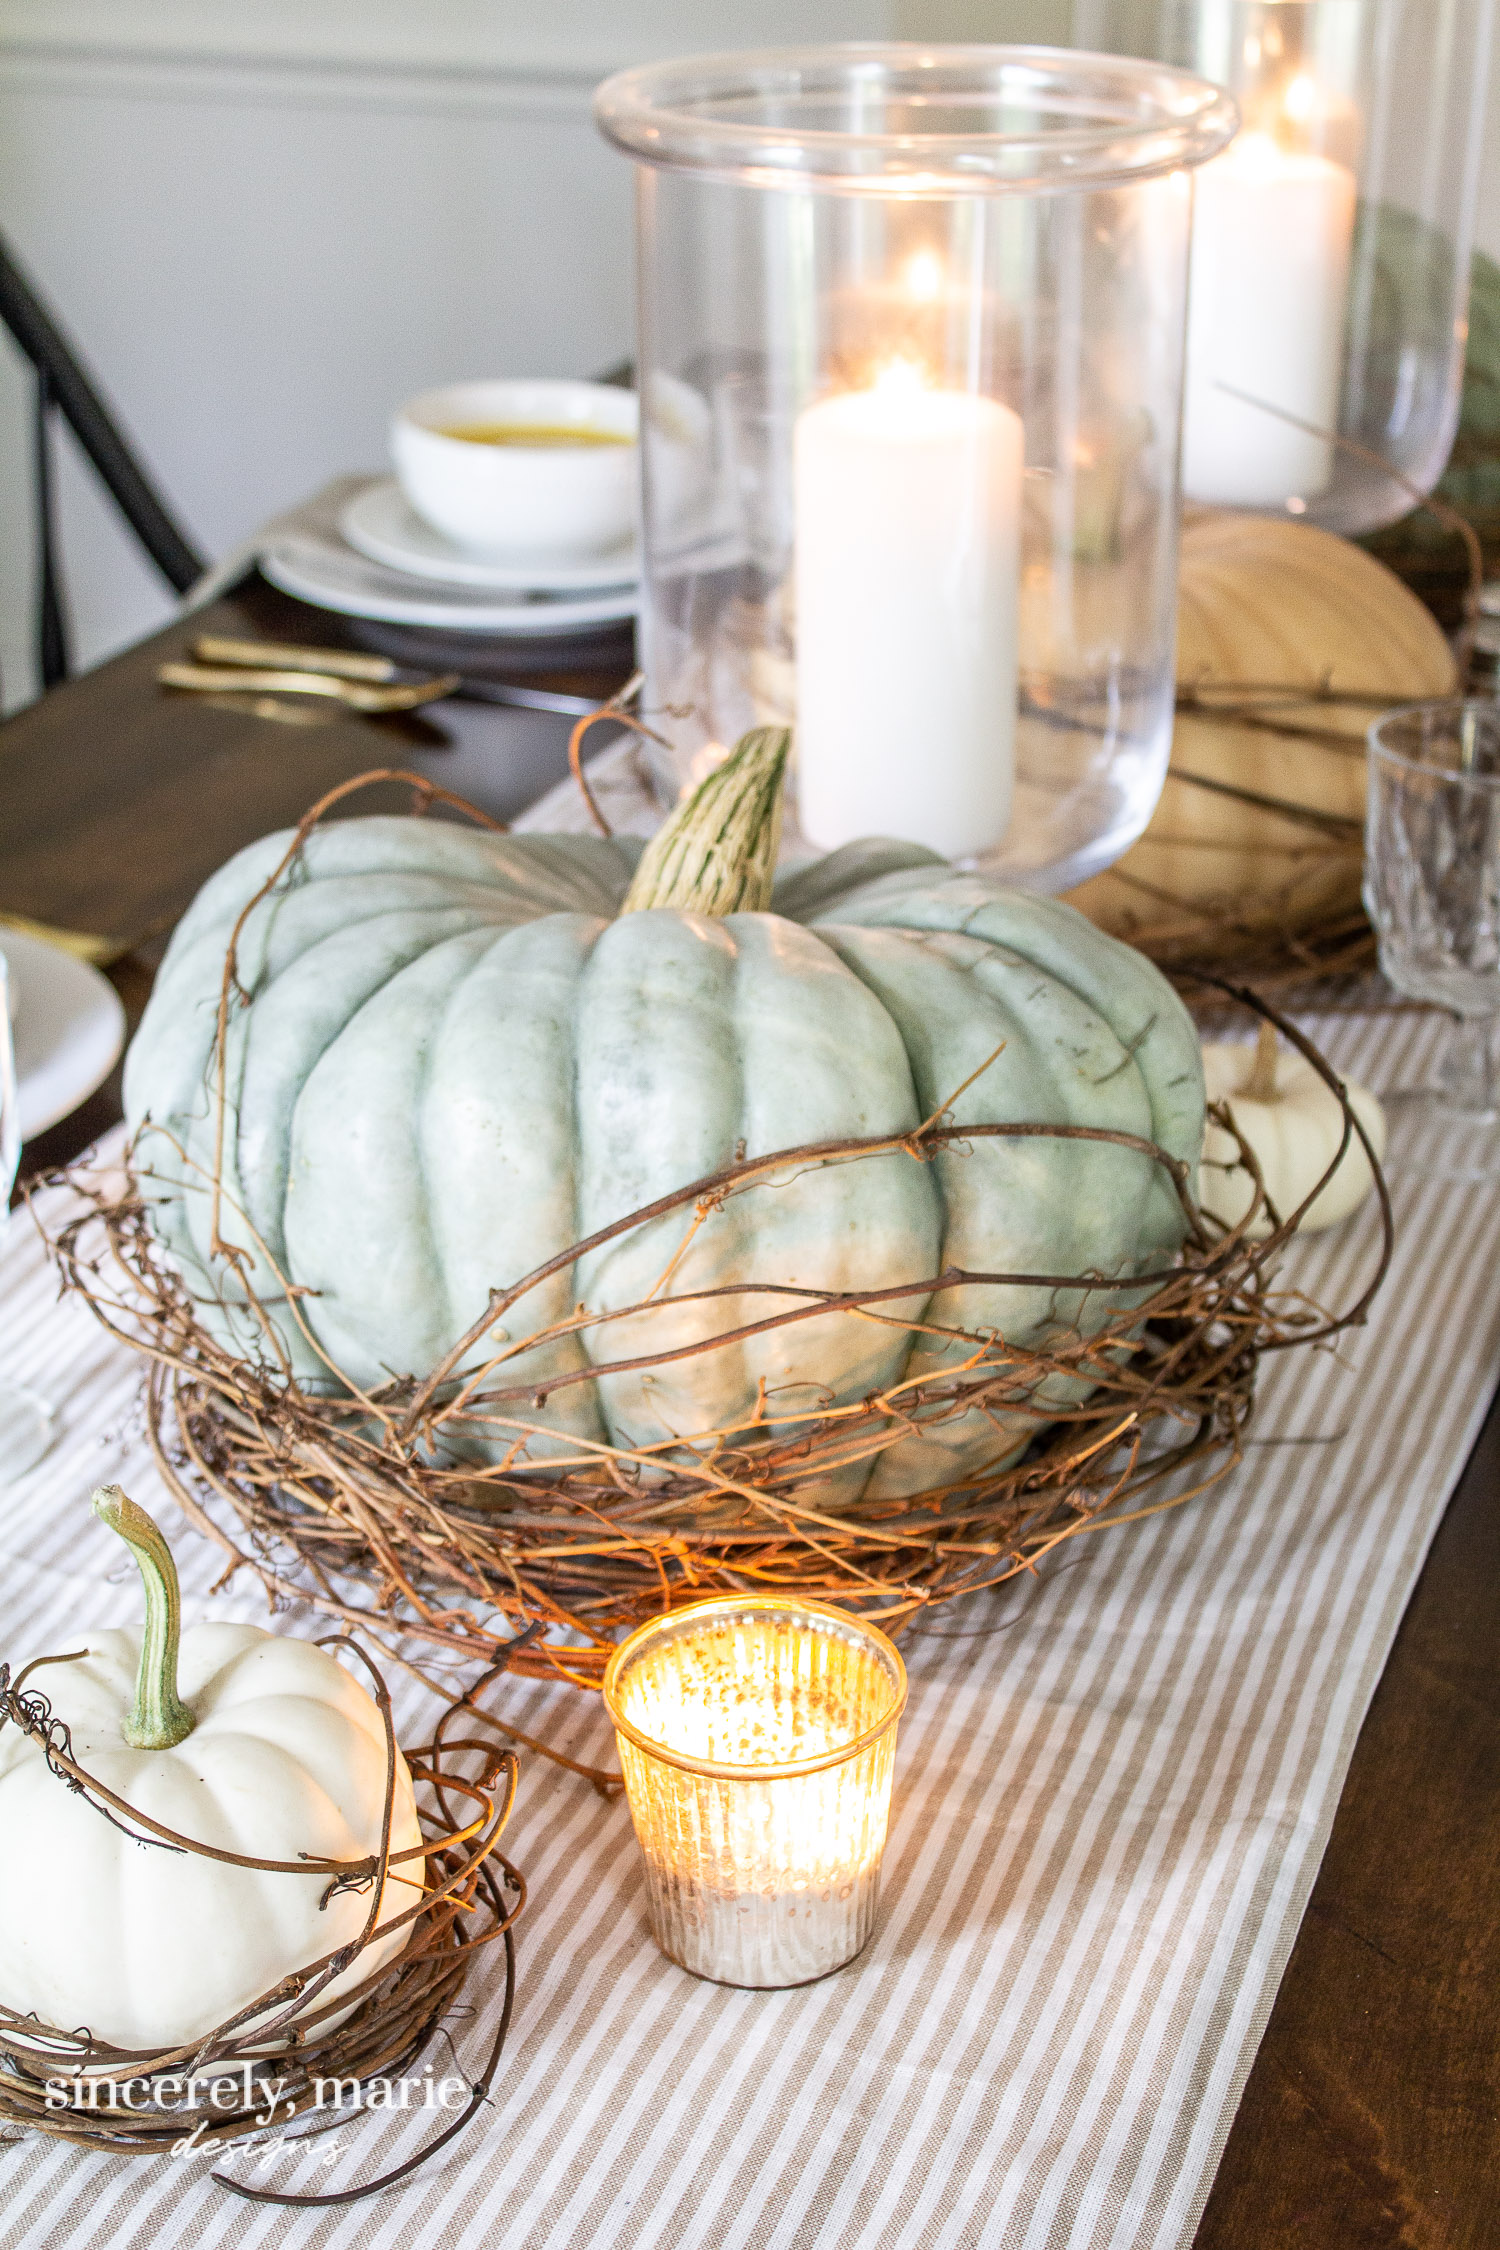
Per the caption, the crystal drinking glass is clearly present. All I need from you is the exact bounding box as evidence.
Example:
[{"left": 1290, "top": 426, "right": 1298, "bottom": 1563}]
[
  {"left": 1364, "top": 701, "right": 1500, "bottom": 1171},
  {"left": 0, "top": 953, "right": 54, "bottom": 1476}
]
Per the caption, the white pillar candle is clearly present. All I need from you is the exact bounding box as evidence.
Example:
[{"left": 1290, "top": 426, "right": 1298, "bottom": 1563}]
[
  {"left": 1181, "top": 131, "right": 1357, "bottom": 509},
  {"left": 794, "top": 362, "right": 1023, "bottom": 860}
]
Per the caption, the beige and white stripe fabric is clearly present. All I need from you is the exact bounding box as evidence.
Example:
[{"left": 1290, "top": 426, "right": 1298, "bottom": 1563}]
[{"left": 0, "top": 1003, "right": 1490, "bottom": 2250}]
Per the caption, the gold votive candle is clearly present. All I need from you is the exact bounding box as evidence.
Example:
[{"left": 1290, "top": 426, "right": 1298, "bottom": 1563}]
[{"left": 602, "top": 1596, "right": 907, "bottom": 1988}]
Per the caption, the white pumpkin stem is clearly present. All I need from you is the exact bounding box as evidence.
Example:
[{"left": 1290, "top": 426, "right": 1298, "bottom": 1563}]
[
  {"left": 1244, "top": 1021, "right": 1280, "bottom": 1104},
  {"left": 620, "top": 726, "right": 790, "bottom": 917},
  {"left": 91, "top": 1484, "right": 195, "bottom": 1749}
]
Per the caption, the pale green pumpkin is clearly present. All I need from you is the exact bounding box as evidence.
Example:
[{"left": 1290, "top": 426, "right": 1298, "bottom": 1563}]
[{"left": 125, "top": 731, "right": 1204, "bottom": 1500}]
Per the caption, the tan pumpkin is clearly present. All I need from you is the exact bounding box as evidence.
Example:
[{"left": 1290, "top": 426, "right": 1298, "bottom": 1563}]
[{"left": 1068, "top": 509, "right": 1457, "bottom": 944}]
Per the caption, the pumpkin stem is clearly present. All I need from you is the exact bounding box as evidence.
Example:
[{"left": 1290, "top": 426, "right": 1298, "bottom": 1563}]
[
  {"left": 619, "top": 726, "right": 790, "bottom": 917},
  {"left": 1244, "top": 1021, "right": 1280, "bottom": 1104},
  {"left": 91, "top": 1484, "right": 195, "bottom": 1749}
]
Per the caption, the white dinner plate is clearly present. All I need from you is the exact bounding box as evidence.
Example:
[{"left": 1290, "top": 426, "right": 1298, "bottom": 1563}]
[
  {"left": 261, "top": 528, "right": 639, "bottom": 635},
  {"left": 340, "top": 480, "right": 640, "bottom": 593},
  {"left": 1, "top": 928, "right": 126, "bottom": 1142}
]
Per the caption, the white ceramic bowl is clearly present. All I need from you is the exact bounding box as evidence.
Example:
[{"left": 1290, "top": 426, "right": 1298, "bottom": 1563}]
[{"left": 391, "top": 379, "right": 639, "bottom": 560}]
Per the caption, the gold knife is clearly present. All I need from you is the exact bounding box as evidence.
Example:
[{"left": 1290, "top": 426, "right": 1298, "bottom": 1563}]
[{"left": 195, "top": 635, "right": 401, "bottom": 681}]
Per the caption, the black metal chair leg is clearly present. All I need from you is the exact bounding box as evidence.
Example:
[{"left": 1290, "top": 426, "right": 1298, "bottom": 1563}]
[
  {"left": 0, "top": 228, "right": 207, "bottom": 699},
  {"left": 0, "top": 235, "right": 204, "bottom": 599},
  {"left": 34, "top": 367, "right": 69, "bottom": 690}
]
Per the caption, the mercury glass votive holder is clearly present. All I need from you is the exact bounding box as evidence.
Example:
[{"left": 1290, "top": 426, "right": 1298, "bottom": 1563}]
[{"left": 602, "top": 1597, "right": 907, "bottom": 1989}]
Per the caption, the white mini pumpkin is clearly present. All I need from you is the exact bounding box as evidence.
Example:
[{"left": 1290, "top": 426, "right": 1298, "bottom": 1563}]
[
  {"left": 0, "top": 1487, "right": 423, "bottom": 2051},
  {"left": 1198, "top": 1026, "right": 1386, "bottom": 1239}
]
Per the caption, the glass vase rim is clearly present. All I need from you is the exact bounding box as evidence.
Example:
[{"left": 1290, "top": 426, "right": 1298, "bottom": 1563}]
[
  {"left": 602, "top": 1594, "right": 908, "bottom": 1782},
  {"left": 594, "top": 42, "right": 1239, "bottom": 197},
  {"left": 1368, "top": 699, "right": 1500, "bottom": 790}
]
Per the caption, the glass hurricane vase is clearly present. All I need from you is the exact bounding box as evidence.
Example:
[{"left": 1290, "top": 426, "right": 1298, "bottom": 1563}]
[
  {"left": 1068, "top": 0, "right": 1496, "bottom": 533},
  {"left": 595, "top": 44, "right": 1238, "bottom": 891}
]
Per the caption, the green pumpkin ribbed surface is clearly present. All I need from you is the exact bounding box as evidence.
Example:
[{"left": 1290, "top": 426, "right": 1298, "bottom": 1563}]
[{"left": 125, "top": 796, "right": 1205, "bottom": 1502}]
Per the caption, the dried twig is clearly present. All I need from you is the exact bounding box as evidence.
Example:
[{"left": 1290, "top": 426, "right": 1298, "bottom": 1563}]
[{"left": 42, "top": 978, "right": 1388, "bottom": 1690}]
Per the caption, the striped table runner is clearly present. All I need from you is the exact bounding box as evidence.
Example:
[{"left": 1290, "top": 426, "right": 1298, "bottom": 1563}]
[{"left": 0, "top": 1003, "right": 1490, "bottom": 2250}]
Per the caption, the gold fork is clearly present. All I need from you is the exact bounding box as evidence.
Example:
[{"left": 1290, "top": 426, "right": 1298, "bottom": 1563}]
[{"left": 158, "top": 636, "right": 459, "bottom": 712}]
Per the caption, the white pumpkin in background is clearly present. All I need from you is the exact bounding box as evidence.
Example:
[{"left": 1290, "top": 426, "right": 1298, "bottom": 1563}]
[
  {"left": 1198, "top": 1024, "right": 1386, "bottom": 1240},
  {"left": 0, "top": 1486, "right": 423, "bottom": 2052}
]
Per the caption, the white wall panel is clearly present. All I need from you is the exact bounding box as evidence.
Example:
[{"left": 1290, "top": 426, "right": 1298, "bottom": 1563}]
[
  {"left": 0, "top": 64, "right": 632, "bottom": 701},
  {"left": 0, "top": 1, "right": 895, "bottom": 706},
  {"left": 0, "top": 0, "right": 1490, "bottom": 711}
]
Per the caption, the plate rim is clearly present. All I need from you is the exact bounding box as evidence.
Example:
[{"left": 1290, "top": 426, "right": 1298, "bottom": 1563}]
[
  {"left": 1, "top": 926, "right": 126, "bottom": 1141},
  {"left": 260, "top": 538, "right": 639, "bottom": 635},
  {"left": 341, "top": 480, "right": 640, "bottom": 594}
]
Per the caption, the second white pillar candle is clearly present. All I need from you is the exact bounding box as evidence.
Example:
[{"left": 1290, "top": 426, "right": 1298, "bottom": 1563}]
[
  {"left": 1182, "top": 133, "right": 1357, "bottom": 508},
  {"left": 794, "top": 367, "right": 1022, "bottom": 860}
]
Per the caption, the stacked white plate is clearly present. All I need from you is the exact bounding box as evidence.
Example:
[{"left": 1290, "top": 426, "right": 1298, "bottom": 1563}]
[
  {"left": 2, "top": 930, "right": 126, "bottom": 1142},
  {"left": 260, "top": 480, "right": 639, "bottom": 635}
]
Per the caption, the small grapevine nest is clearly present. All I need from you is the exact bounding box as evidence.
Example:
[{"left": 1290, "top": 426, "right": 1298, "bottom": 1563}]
[
  {"left": 0, "top": 1644, "right": 522, "bottom": 2200},
  {"left": 44, "top": 987, "right": 1389, "bottom": 1694}
]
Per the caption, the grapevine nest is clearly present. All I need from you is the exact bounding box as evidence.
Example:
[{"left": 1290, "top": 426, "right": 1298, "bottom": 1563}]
[
  {"left": 44, "top": 975, "right": 1389, "bottom": 1693},
  {"left": 0, "top": 1641, "right": 522, "bottom": 2201}
]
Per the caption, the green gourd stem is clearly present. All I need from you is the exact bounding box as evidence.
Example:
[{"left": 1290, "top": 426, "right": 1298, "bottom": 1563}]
[
  {"left": 619, "top": 726, "right": 791, "bottom": 917},
  {"left": 91, "top": 1484, "right": 195, "bottom": 1749}
]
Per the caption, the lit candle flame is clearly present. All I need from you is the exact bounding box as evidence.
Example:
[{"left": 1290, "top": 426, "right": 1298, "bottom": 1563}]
[
  {"left": 872, "top": 356, "right": 930, "bottom": 401},
  {"left": 1282, "top": 72, "right": 1318, "bottom": 126},
  {"left": 1227, "top": 130, "right": 1292, "bottom": 179},
  {"left": 902, "top": 248, "right": 944, "bottom": 303}
]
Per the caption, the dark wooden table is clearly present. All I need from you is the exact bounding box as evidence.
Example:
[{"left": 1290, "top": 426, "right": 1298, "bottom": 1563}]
[
  {"left": 1196, "top": 1388, "right": 1500, "bottom": 2250},
  {"left": 4, "top": 578, "right": 1496, "bottom": 2244},
  {"left": 3, "top": 570, "right": 634, "bottom": 1175}
]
